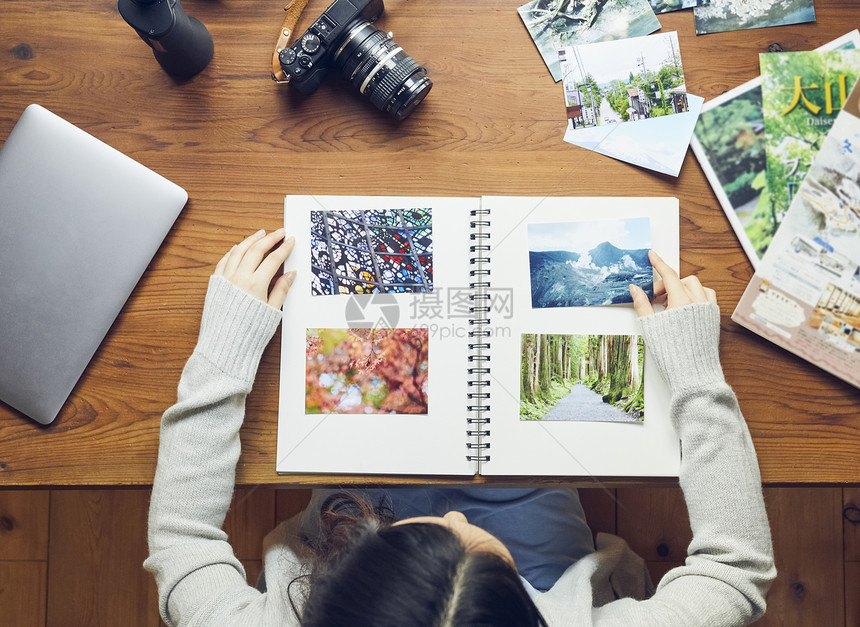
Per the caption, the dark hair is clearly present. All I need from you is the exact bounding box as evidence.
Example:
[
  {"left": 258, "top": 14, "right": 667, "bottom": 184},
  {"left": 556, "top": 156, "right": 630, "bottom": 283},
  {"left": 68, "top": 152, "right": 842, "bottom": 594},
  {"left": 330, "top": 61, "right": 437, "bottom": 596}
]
[{"left": 296, "top": 493, "right": 547, "bottom": 627}]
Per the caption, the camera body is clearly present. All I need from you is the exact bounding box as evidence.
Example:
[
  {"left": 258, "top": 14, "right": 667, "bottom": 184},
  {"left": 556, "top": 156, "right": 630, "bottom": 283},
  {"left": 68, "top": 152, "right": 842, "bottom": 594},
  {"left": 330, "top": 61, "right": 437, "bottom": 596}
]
[
  {"left": 279, "top": 0, "right": 383, "bottom": 95},
  {"left": 278, "top": 0, "right": 431, "bottom": 121}
]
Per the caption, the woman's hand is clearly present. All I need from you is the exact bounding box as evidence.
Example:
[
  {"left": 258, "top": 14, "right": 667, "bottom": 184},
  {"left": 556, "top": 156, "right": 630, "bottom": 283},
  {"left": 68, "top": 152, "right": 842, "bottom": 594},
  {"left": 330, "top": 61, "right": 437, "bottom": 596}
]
[
  {"left": 629, "top": 250, "right": 717, "bottom": 317},
  {"left": 214, "top": 228, "right": 296, "bottom": 309}
]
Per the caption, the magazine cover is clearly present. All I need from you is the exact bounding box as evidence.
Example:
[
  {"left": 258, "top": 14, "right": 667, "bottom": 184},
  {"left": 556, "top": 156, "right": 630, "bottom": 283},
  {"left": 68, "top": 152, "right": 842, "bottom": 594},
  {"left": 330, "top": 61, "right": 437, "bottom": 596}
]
[
  {"left": 760, "top": 49, "right": 860, "bottom": 253},
  {"left": 732, "top": 78, "right": 860, "bottom": 389},
  {"left": 518, "top": 0, "right": 660, "bottom": 82},
  {"left": 690, "top": 31, "right": 860, "bottom": 268}
]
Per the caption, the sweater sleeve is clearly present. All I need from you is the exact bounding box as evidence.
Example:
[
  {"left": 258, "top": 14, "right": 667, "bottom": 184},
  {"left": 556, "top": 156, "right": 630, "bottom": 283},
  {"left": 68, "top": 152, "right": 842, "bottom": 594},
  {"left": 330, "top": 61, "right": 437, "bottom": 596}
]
[
  {"left": 596, "top": 302, "right": 776, "bottom": 626},
  {"left": 143, "top": 275, "right": 284, "bottom": 627}
]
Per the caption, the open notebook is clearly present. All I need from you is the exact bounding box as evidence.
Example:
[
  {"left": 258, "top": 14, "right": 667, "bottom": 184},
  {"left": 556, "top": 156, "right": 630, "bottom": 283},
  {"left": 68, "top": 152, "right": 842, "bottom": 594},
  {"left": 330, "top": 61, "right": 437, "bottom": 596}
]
[{"left": 277, "top": 195, "right": 680, "bottom": 477}]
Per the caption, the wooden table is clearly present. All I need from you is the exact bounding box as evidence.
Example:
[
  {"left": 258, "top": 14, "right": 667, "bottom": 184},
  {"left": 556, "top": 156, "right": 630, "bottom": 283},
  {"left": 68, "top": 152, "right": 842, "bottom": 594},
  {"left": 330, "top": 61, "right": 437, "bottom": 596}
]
[{"left": 1, "top": 0, "right": 858, "bottom": 487}]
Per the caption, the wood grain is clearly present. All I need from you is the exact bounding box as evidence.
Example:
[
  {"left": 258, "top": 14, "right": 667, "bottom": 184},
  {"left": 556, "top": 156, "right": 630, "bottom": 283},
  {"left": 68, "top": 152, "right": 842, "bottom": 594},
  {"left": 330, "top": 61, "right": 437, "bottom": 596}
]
[
  {"left": 1, "top": 1, "right": 859, "bottom": 486},
  {"left": 758, "top": 488, "right": 844, "bottom": 626},
  {"left": 615, "top": 487, "right": 692, "bottom": 567},
  {"left": 844, "top": 488, "right": 860, "bottom": 561},
  {"left": 0, "top": 490, "right": 49, "bottom": 560},
  {"left": 846, "top": 561, "right": 860, "bottom": 627},
  {"left": 578, "top": 487, "right": 617, "bottom": 540},
  {"left": 0, "top": 561, "right": 47, "bottom": 627},
  {"left": 47, "top": 489, "right": 157, "bottom": 627}
]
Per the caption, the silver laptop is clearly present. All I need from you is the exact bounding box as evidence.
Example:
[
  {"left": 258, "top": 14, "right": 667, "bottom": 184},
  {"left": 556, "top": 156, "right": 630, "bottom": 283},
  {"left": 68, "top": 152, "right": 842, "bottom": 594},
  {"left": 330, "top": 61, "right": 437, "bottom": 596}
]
[{"left": 0, "top": 104, "right": 187, "bottom": 424}]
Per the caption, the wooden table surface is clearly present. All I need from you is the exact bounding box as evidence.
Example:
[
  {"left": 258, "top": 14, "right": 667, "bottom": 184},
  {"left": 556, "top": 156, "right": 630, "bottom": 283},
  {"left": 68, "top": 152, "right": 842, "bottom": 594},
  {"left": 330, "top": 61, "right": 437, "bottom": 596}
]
[{"left": 1, "top": 0, "right": 858, "bottom": 487}]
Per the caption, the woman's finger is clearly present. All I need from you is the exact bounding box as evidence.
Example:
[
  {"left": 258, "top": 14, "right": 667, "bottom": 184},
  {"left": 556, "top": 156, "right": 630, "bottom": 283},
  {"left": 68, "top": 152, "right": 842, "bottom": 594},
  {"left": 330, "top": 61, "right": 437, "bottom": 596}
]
[
  {"left": 237, "top": 228, "right": 287, "bottom": 277},
  {"left": 629, "top": 284, "right": 655, "bottom": 318},
  {"left": 223, "top": 229, "right": 265, "bottom": 277},
  {"left": 648, "top": 251, "right": 685, "bottom": 297},
  {"left": 214, "top": 246, "right": 235, "bottom": 276},
  {"left": 680, "top": 275, "right": 708, "bottom": 303},
  {"left": 704, "top": 286, "right": 718, "bottom": 305},
  {"left": 255, "top": 235, "right": 295, "bottom": 284},
  {"left": 268, "top": 271, "right": 296, "bottom": 309}
]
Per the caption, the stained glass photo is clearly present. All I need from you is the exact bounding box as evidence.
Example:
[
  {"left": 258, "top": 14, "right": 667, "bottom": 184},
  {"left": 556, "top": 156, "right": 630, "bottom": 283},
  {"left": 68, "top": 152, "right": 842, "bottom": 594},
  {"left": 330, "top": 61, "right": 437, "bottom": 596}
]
[{"left": 310, "top": 208, "right": 434, "bottom": 295}]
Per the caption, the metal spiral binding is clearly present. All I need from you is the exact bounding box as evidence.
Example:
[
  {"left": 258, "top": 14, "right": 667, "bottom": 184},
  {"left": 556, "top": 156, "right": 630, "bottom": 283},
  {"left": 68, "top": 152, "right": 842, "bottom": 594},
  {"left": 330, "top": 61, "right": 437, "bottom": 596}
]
[{"left": 466, "top": 208, "right": 491, "bottom": 471}]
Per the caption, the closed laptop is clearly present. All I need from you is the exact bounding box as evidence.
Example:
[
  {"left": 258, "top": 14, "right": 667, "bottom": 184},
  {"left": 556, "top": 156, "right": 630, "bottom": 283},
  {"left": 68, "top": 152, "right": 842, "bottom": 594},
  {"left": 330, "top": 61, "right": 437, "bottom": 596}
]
[{"left": 0, "top": 104, "right": 187, "bottom": 424}]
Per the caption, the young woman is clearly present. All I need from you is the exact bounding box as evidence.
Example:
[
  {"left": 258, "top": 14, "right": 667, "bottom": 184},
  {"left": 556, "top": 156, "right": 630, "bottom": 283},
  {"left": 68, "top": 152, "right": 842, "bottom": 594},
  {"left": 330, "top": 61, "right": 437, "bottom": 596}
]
[{"left": 144, "top": 228, "right": 775, "bottom": 626}]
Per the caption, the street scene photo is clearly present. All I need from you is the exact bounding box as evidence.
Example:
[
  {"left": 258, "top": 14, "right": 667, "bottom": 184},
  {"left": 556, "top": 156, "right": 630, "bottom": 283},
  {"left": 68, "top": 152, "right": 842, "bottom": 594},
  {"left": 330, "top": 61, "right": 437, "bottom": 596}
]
[
  {"left": 528, "top": 217, "right": 653, "bottom": 307},
  {"left": 560, "top": 31, "right": 687, "bottom": 131},
  {"left": 520, "top": 333, "right": 645, "bottom": 422}
]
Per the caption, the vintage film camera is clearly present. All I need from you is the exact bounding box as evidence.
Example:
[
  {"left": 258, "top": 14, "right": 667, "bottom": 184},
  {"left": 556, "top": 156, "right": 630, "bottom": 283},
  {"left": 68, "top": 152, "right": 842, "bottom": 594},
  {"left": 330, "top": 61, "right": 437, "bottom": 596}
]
[{"left": 277, "top": 0, "right": 432, "bottom": 121}]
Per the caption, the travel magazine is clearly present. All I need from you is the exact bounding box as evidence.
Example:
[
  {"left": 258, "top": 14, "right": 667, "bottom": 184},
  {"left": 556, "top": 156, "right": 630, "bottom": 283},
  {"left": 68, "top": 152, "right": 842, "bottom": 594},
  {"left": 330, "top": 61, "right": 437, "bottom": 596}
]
[
  {"left": 732, "top": 79, "right": 860, "bottom": 388},
  {"left": 690, "top": 31, "right": 860, "bottom": 267}
]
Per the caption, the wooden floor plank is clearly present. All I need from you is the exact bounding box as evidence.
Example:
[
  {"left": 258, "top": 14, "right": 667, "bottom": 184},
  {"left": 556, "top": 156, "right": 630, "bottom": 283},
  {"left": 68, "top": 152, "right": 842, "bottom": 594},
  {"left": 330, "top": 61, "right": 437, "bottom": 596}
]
[
  {"left": 47, "top": 489, "right": 156, "bottom": 627},
  {"left": 0, "top": 561, "right": 47, "bottom": 627},
  {"left": 615, "top": 487, "right": 692, "bottom": 568},
  {"left": 756, "top": 487, "right": 843, "bottom": 627},
  {"left": 843, "top": 488, "right": 860, "bottom": 562},
  {"left": 0, "top": 489, "right": 49, "bottom": 560},
  {"left": 223, "top": 486, "right": 276, "bottom": 567},
  {"left": 0, "top": 485, "right": 846, "bottom": 625},
  {"left": 275, "top": 488, "right": 312, "bottom": 524},
  {"left": 845, "top": 561, "right": 860, "bottom": 627},
  {"left": 578, "top": 487, "right": 617, "bottom": 539}
]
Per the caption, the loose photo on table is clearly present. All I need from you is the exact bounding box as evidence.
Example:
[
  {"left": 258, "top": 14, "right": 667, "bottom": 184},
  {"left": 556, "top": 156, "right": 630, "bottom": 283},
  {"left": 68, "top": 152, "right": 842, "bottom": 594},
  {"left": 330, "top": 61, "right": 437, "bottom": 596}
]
[
  {"left": 527, "top": 216, "right": 653, "bottom": 307},
  {"left": 305, "top": 328, "right": 429, "bottom": 415},
  {"left": 560, "top": 31, "right": 687, "bottom": 131},
  {"left": 310, "top": 208, "right": 433, "bottom": 295},
  {"left": 649, "top": 0, "right": 701, "bottom": 15},
  {"left": 517, "top": 0, "right": 660, "bottom": 82},
  {"left": 694, "top": 0, "right": 816, "bottom": 35},
  {"left": 520, "top": 333, "right": 645, "bottom": 423}
]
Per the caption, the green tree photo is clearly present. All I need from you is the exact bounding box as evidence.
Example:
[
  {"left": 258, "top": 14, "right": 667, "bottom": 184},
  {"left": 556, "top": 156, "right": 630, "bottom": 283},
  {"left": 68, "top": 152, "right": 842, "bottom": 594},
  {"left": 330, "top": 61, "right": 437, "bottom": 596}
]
[{"left": 520, "top": 333, "right": 644, "bottom": 422}]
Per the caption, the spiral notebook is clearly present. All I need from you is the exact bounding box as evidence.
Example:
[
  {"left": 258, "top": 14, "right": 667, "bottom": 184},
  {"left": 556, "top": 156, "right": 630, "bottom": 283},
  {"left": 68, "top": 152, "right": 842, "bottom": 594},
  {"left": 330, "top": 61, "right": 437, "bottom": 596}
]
[{"left": 277, "top": 195, "right": 680, "bottom": 477}]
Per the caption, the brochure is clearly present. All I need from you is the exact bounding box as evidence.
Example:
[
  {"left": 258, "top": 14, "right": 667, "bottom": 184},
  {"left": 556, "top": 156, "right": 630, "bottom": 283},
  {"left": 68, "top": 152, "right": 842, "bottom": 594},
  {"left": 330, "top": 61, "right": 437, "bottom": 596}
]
[
  {"left": 760, "top": 49, "right": 860, "bottom": 239},
  {"left": 690, "top": 31, "right": 860, "bottom": 268},
  {"left": 732, "top": 79, "right": 860, "bottom": 389}
]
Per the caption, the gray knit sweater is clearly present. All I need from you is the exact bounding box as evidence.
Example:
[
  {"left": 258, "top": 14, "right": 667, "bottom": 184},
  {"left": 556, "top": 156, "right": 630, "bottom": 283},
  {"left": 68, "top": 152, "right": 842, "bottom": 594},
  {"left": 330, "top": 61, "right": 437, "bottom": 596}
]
[{"left": 144, "top": 275, "right": 775, "bottom": 626}]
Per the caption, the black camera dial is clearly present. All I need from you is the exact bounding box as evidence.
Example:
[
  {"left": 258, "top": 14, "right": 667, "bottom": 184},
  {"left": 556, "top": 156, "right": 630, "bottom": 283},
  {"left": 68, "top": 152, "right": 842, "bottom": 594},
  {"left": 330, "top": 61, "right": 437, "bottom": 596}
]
[
  {"left": 301, "top": 34, "right": 321, "bottom": 54},
  {"left": 279, "top": 48, "right": 297, "bottom": 66}
]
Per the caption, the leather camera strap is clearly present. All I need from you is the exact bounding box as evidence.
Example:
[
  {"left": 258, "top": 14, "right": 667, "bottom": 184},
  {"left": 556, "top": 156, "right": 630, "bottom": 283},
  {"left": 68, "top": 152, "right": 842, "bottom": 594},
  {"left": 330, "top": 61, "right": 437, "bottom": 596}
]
[{"left": 272, "top": 0, "right": 311, "bottom": 82}]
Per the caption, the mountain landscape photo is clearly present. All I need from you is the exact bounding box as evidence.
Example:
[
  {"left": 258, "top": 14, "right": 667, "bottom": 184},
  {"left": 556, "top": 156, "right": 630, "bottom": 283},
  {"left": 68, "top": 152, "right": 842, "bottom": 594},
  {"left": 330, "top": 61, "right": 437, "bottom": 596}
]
[{"left": 529, "top": 240, "right": 653, "bottom": 307}]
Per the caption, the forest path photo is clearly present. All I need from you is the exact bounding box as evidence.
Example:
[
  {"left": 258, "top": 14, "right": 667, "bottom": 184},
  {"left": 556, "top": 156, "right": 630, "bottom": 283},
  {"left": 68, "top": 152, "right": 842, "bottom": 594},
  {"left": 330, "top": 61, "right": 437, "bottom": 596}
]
[{"left": 542, "top": 383, "right": 638, "bottom": 422}]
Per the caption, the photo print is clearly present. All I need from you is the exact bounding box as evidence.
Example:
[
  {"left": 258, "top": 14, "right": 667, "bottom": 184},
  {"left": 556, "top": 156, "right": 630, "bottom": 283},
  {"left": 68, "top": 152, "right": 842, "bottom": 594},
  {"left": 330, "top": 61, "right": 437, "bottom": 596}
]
[
  {"left": 809, "top": 283, "right": 860, "bottom": 353},
  {"left": 517, "top": 0, "right": 660, "bottom": 82},
  {"left": 694, "top": 0, "right": 815, "bottom": 35},
  {"left": 311, "top": 208, "right": 433, "bottom": 296},
  {"left": 305, "top": 328, "right": 429, "bottom": 414},
  {"left": 649, "top": 0, "right": 701, "bottom": 14},
  {"left": 527, "top": 217, "right": 653, "bottom": 307},
  {"left": 520, "top": 333, "right": 644, "bottom": 422},
  {"left": 560, "top": 31, "right": 688, "bottom": 132}
]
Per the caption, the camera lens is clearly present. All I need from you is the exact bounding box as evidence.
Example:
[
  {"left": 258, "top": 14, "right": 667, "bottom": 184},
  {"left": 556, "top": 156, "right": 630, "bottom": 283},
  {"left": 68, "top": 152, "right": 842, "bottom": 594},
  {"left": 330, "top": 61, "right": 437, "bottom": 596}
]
[{"left": 333, "top": 21, "right": 432, "bottom": 121}]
